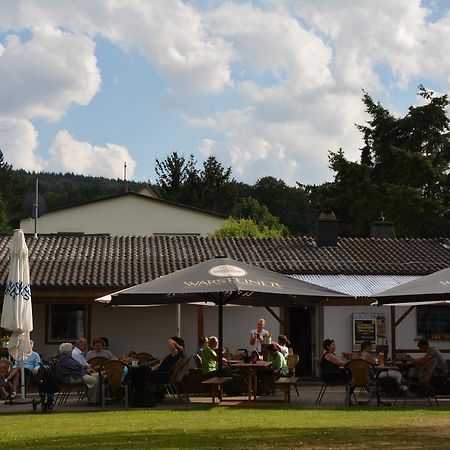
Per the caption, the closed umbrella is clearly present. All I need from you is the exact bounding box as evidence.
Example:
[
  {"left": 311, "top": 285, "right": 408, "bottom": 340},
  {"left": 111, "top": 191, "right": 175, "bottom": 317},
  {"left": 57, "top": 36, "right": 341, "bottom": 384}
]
[{"left": 1, "top": 229, "right": 33, "bottom": 399}]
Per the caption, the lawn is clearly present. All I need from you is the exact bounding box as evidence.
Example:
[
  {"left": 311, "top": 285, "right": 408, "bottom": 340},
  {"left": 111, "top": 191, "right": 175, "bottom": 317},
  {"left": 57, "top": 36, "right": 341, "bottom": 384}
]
[{"left": 0, "top": 407, "right": 449, "bottom": 449}]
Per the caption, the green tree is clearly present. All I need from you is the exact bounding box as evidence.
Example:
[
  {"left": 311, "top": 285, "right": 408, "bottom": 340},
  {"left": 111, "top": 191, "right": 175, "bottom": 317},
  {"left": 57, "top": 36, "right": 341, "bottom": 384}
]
[
  {"left": 197, "top": 156, "right": 238, "bottom": 215},
  {"left": 210, "top": 217, "right": 286, "bottom": 238},
  {"left": 310, "top": 86, "right": 450, "bottom": 237},
  {"left": 231, "top": 196, "right": 288, "bottom": 235},
  {"left": 251, "top": 176, "right": 315, "bottom": 235},
  {"left": 155, "top": 151, "right": 193, "bottom": 202}
]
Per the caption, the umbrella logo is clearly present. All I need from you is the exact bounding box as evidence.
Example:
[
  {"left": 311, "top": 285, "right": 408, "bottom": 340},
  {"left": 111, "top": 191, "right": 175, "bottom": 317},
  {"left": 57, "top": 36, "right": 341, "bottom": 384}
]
[
  {"left": 5, "top": 281, "right": 31, "bottom": 301},
  {"left": 209, "top": 265, "right": 247, "bottom": 278}
]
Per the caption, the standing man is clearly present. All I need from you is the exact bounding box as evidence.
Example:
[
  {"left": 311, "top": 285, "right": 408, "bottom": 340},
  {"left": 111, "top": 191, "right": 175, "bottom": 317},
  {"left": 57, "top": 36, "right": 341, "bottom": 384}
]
[{"left": 250, "top": 318, "right": 270, "bottom": 353}]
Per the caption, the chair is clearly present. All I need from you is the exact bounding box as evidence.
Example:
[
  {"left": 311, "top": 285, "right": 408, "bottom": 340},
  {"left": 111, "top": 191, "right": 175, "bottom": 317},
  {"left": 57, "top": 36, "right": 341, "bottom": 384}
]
[
  {"left": 193, "top": 354, "right": 202, "bottom": 371},
  {"left": 0, "top": 359, "right": 12, "bottom": 398},
  {"left": 286, "top": 354, "right": 300, "bottom": 396},
  {"left": 402, "top": 357, "right": 439, "bottom": 406},
  {"left": 135, "top": 352, "right": 154, "bottom": 364},
  {"left": 165, "top": 357, "right": 190, "bottom": 402},
  {"left": 346, "top": 358, "right": 374, "bottom": 406},
  {"left": 88, "top": 356, "right": 109, "bottom": 371},
  {"left": 315, "top": 357, "right": 349, "bottom": 405},
  {"left": 100, "top": 360, "right": 129, "bottom": 408}
]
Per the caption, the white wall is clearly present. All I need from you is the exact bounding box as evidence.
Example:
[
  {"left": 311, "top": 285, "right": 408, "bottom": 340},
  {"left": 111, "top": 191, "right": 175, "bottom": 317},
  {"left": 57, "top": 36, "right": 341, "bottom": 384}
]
[
  {"left": 20, "top": 195, "right": 225, "bottom": 236},
  {"left": 323, "top": 305, "right": 392, "bottom": 357},
  {"left": 30, "top": 303, "right": 281, "bottom": 360}
]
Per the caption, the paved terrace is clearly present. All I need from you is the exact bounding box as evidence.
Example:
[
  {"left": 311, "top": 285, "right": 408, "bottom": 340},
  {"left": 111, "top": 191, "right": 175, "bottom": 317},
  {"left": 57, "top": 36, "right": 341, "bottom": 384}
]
[{"left": 1, "top": 382, "right": 448, "bottom": 414}]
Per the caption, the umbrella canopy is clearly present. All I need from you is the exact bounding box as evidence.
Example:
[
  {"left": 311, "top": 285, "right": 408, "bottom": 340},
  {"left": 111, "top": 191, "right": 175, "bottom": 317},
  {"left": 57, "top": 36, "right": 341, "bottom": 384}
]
[
  {"left": 1, "top": 229, "right": 33, "bottom": 359},
  {"left": 373, "top": 267, "right": 450, "bottom": 305},
  {"left": 109, "top": 257, "right": 350, "bottom": 307},
  {"left": 109, "top": 257, "right": 350, "bottom": 371}
]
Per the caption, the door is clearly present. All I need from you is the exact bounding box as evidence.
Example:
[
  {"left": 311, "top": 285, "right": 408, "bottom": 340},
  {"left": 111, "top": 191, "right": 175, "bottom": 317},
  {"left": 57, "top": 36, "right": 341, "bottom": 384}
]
[{"left": 288, "top": 306, "right": 313, "bottom": 376}]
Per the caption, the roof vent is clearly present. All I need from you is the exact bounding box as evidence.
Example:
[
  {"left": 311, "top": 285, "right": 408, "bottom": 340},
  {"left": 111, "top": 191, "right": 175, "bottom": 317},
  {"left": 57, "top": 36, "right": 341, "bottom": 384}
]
[{"left": 316, "top": 212, "right": 338, "bottom": 247}]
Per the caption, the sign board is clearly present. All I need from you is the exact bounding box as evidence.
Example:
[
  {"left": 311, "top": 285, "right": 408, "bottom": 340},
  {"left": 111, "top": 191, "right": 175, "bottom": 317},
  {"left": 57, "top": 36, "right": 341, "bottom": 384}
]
[{"left": 352, "top": 313, "right": 387, "bottom": 351}]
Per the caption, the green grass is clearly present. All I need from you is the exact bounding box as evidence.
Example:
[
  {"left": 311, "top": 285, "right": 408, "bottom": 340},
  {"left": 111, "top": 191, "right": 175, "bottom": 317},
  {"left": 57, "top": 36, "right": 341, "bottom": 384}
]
[{"left": 0, "top": 407, "right": 449, "bottom": 449}]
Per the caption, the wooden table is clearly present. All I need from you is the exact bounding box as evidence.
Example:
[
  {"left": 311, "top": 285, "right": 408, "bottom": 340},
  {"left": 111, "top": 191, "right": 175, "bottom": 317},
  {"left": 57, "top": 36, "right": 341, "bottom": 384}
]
[{"left": 230, "top": 361, "right": 272, "bottom": 401}]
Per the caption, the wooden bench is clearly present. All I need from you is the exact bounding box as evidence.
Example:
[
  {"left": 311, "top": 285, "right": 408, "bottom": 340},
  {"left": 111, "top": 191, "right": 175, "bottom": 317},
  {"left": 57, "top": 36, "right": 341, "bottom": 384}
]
[
  {"left": 201, "top": 377, "right": 233, "bottom": 403},
  {"left": 274, "top": 377, "right": 299, "bottom": 403}
]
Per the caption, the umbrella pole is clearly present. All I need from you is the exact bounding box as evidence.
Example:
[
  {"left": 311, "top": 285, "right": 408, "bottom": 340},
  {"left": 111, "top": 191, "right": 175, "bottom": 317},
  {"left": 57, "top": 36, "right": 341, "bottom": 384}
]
[
  {"left": 218, "top": 293, "right": 223, "bottom": 374},
  {"left": 20, "top": 354, "right": 26, "bottom": 399}
]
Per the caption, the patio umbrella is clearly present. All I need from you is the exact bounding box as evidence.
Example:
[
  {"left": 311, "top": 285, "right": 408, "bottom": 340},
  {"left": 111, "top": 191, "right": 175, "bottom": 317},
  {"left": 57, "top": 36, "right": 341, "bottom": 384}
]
[
  {"left": 109, "top": 257, "right": 351, "bottom": 371},
  {"left": 1, "top": 229, "right": 33, "bottom": 399},
  {"left": 373, "top": 267, "right": 450, "bottom": 305}
]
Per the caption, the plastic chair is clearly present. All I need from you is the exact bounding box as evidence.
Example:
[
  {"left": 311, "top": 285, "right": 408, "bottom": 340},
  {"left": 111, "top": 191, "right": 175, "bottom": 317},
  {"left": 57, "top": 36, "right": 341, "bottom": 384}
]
[
  {"left": 100, "top": 360, "right": 129, "bottom": 408},
  {"left": 287, "top": 354, "right": 300, "bottom": 396},
  {"left": 346, "top": 358, "right": 374, "bottom": 406},
  {"left": 193, "top": 354, "right": 202, "bottom": 371},
  {"left": 163, "top": 357, "right": 190, "bottom": 402},
  {"left": 403, "top": 357, "right": 439, "bottom": 406}
]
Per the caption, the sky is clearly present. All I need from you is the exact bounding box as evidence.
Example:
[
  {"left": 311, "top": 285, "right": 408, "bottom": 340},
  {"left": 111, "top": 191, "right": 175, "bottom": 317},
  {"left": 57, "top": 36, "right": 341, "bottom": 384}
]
[{"left": 0, "top": 0, "right": 449, "bottom": 187}]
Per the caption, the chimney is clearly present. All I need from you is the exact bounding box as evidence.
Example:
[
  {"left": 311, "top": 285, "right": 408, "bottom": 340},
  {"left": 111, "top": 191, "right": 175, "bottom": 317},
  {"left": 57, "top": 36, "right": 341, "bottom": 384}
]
[
  {"left": 370, "top": 218, "right": 396, "bottom": 238},
  {"left": 316, "top": 212, "right": 338, "bottom": 246}
]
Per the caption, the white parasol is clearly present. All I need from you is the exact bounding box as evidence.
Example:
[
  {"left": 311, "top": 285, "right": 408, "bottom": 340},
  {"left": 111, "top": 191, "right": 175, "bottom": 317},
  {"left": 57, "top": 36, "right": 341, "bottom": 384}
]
[{"left": 1, "top": 229, "right": 33, "bottom": 398}]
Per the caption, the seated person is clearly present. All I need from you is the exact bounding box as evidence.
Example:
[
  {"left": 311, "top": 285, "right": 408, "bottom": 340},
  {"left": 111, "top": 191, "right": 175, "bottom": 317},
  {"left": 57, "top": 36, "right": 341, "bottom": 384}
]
[
  {"left": 57, "top": 342, "right": 99, "bottom": 405},
  {"left": 86, "top": 336, "right": 117, "bottom": 361},
  {"left": 201, "top": 336, "right": 232, "bottom": 379},
  {"left": 196, "top": 336, "right": 208, "bottom": 357},
  {"left": 272, "top": 335, "right": 290, "bottom": 358},
  {"left": 148, "top": 337, "right": 185, "bottom": 384},
  {"left": 5, "top": 340, "right": 41, "bottom": 397},
  {"left": 407, "top": 338, "right": 449, "bottom": 377},
  {"left": 320, "top": 339, "right": 350, "bottom": 383},
  {"left": 260, "top": 343, "right": 289, "bottom": 394},
  {"left": 358, "top": 341, "right": 406, "bottom": 391},
  {"left": 72, "top": 337, "right": 95, "bottom": 373}
]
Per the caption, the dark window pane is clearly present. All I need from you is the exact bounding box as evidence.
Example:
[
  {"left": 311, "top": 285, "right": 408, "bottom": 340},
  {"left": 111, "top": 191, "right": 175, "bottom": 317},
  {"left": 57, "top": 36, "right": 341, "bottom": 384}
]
[
  {"left": 49, "top": 305, "right": 86, "bottom": 341},
  {"left": 417, "top": 305, "right": 450, "bottom": 338}
]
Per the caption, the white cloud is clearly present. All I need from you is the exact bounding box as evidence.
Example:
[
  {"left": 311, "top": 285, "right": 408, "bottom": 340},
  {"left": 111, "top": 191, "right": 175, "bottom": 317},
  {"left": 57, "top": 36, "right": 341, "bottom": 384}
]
[
  {"left": 0, "top": 27, "right": 101, "bottom": 120},
  {"left": 48, "top": 130, "right": 136, "bottom": 179},
  {"left": 0, "top": 117, "right": 46, "bottom": 171}
]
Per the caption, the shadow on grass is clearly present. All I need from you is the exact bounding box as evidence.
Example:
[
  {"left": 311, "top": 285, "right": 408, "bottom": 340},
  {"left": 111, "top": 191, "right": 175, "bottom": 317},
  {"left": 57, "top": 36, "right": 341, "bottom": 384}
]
[{"left": 0, "top": 425, "right": 449, "bottom": 449}]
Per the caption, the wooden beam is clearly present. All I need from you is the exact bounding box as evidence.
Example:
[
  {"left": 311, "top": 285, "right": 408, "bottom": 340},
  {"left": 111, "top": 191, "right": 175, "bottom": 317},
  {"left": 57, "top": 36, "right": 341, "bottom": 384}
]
[
  {"left": 390, "top": 306, "right": 396, "bottom": 361},
  {"left": 395, "top": 306, "right": 416, "bottom": 327},
  {"left": 265, "top": 306, "right": 285, "bottom": 327}
]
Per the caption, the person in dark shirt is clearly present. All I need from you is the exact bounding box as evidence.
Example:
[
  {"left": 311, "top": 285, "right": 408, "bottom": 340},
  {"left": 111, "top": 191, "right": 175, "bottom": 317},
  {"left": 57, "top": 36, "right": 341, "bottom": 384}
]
[
  {"left": 148, "top": 337, "right": 184, "bottom": 384},
  {"left": 320, "top": 339, "right": 350, "bottom": 383}
]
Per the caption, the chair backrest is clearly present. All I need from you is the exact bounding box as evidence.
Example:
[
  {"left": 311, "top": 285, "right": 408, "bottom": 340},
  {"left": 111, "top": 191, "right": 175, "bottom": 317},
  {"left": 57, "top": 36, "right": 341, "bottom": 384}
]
[
  {"left": 101, "top": 360, "right": 128, "bottom": 389},
  {"left": 287, "top": 354, "right": 299, "bottom": 376},
  {"left": 193, "top": 354, "right": 202, "bottom": 370},
  {"left": 347, "top": 358, "right": 371, "bottom": 386},
  {"left": 418, "top": 357, "right": 437, "bottom": 384},
  {"left": 88, "top": 356, "right": 109, "bottom": 370},
  {"left": 169, "top": 357, "right": 188, "bottom": 384},
  {"left": 0, "top": 359, "right": 11, "bottom": 377},
  {"left": 135, "top": 352, "right": 153, "bottom": 363}
]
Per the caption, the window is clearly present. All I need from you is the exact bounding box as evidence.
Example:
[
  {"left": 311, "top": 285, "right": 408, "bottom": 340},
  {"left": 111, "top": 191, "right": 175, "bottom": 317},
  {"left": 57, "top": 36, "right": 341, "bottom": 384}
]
[
  {"left": 47, "top": 304, "right": 88, "bottom": 343},
  {"left": 417, "top": 305, "right": 450, "bottom": 339}
]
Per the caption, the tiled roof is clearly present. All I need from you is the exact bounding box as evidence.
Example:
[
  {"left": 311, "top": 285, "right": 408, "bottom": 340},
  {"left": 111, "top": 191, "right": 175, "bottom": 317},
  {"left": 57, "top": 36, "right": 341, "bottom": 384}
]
[{"left": 0, "top": 234, "right": 449, "bottom": 288}]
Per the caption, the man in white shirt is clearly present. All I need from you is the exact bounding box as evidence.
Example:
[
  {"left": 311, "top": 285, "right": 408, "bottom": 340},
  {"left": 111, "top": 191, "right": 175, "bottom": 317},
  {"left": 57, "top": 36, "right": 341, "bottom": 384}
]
[
  {"left": 249, "top": 318, "right": 269, "bottom": 353},
  {"left": 72, "top": 337, "right": 94, "bottom": 373}
]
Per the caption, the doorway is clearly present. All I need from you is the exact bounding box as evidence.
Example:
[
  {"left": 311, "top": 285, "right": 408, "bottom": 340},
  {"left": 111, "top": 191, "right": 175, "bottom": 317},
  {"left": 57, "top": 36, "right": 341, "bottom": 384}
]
[{"left": 288, "top": 306, "right": 313, "bottom": 376}]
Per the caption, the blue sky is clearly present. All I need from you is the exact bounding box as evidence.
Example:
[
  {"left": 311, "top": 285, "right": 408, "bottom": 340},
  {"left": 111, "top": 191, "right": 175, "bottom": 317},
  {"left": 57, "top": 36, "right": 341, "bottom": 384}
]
[{"left": 0, "top": 0, "right": 449, "bottom": 186}]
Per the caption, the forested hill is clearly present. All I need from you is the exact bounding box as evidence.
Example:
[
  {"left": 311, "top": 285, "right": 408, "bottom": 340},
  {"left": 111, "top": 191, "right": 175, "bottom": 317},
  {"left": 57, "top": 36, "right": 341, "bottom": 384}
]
[{"left": 15, "top": 170, "right": 145, "bottom": 211}]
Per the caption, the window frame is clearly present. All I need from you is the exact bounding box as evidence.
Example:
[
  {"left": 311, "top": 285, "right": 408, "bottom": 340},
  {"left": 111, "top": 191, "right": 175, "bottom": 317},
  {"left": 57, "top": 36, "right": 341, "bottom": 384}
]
[
  {"left": 416, "top": 305, "right": 450, "bottom": 340},
  {"left": 45, "top": 304, "right": 91, "bottom": 345}
]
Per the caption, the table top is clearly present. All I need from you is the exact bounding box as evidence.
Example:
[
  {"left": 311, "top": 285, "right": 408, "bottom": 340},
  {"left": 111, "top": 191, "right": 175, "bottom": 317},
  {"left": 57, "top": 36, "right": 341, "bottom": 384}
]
[{"left": 231, "top": 361, "right": 272, "bottom": 369}]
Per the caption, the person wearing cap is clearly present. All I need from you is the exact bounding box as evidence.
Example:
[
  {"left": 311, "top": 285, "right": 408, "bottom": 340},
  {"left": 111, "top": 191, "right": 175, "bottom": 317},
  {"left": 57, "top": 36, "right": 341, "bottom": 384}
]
[{"left": 407, "top": 338, "right": 448, "bottom": 376}]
